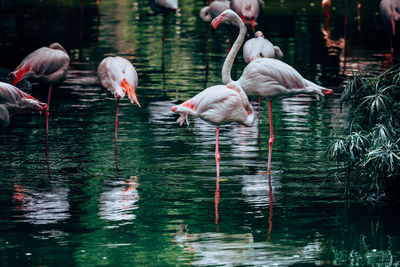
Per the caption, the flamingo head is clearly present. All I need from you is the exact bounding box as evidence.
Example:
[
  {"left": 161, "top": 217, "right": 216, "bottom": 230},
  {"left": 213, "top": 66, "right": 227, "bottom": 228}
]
[
  {"left": 22, "top": 97, "right": 48, "bottom": 113},
  {"left": 171, "top": 106, "right": 177, "bottom": 112},
  {"left": 322, "top": 88, "right": 333, "bottom": 96},
  {"left": 255, "top": 31, "right": 264, "bottom": 38},
  {"left": 211, "top": 9, "right": 240, "bottom": 29}
]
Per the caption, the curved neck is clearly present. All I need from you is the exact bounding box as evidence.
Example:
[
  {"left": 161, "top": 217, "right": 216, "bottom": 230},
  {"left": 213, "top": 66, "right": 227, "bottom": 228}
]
[{"left": 221, "top": 19, "right": 247, "bottom": 84}]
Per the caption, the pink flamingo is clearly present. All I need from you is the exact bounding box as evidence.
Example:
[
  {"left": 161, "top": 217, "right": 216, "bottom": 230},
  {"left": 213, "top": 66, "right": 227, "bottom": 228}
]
[
  {"left": 200, "top": 0, "right": 230, "bottom": 22},
  {"left": 212, "top": 10, "right": 333, "bottom": 174},
  {"left": 148, "top": 0, "right": 178, "bottom": 15},
  {"left": 243, "top": 31, "right": 283, "bottom": 64},
  {"left": 171, "top": 82, "right": 254, "bottom": 192},
  {"left": 380, "top": 0, "right": 400, "bottom": 50},
  {"left": 230, "top": 0, "right": 264, "bottom": 31},
  {"left": 0, "top": 81, "right": 47, "bottom": 127},
  {"left": 9, "top": 43, "right": 70, "bottom": 134},
  {"left": 97, "top": 56, "right": 141, "bottom": 150},
  {"left": 322, "top": 0, "right": 331, "bottom": 17}
]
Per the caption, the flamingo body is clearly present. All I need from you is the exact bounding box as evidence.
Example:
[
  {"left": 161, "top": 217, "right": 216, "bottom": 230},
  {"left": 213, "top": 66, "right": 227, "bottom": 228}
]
[
  {"left": 380, "top": 0, "right": 400, "bottom": 36},
  {"left": 243, "top": 31, "right": 283, "bottom": 64},
  {"left": 97, "top": 56, "right": 140, "bottom": 106},
  {"left": 149, "top": 0, "right": 178, "bottom": 14},
  {"left": 0, "top": 81, "right": 47, "bottom": 126},
  {"left": 200, "top": 0, "right": 230, "bottom": 23},
  {"left": 237, "top": 58, "right": 331, "bottom": 99},
  {"left": 171, "top": 82, "right": 254, "bottom": 127},
  {"left": 10, "top": 43, "right": 69, "bottom": 86},
  {"left": 230, "top": 0, "right": 264, "bottom": 30}
]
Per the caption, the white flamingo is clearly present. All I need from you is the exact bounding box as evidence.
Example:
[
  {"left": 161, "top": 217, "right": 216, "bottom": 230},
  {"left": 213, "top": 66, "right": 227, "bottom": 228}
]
[
  {"left": 243, "top": 31, "right": 283, "bottom": 64},
  {"left": 9, "top": 43, "right": 70, "bottom": 134},
  {"left": 171, "top": 82, "right": 254, "bottom": 191},
  {"left": 212, "top": 10, "right": 333, "bottom": 173}
]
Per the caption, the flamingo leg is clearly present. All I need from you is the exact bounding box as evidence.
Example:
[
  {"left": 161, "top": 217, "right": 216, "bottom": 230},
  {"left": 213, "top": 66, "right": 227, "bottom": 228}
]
[
  {"left": 215, "top": 126, "right": 221, "bottom": 192},
  {"left": 115, "top": 97, "right": 120, "bottom": 170},
  {"left": 267, "top": 172, "right": 274, "bottom": 239},
  {"left": 267, "top": 100, "right": 274, "bottom": 174},
  {"left": 46, "top": 85, "right": 52, "bottom": 135},
  {"left": 215, "top": 188, "right": 220, "bottom": 226}
]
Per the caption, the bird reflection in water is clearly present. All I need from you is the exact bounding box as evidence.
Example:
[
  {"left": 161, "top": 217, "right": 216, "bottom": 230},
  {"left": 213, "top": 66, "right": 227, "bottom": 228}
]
[{"left": 98, "top": 176, "right": 140, "bottom": 222}]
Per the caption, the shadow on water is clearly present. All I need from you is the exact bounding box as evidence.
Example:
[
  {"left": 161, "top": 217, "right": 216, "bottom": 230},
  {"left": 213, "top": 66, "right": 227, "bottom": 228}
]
[{"left": 0, "top": 0, "right": 400, "bottom": 266}]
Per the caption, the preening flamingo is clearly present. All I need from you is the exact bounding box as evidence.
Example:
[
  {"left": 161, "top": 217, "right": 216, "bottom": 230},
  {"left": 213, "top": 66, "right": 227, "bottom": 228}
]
[
  {"left": 149, "top": 0, "right": 178, "bottom": 15},
  {"left": 243, "top": 31, "right": 283, "bottom": 64},
  {"left": 171, "top": 82, "right": 254, "bottom": 191},
  {"left": 230, "top": 0, "right": 264, "bottom": 31},
  {"left": 0, "top": 81, "right": 47, "bottom": 127},
  {"left": 200, "top": 0, "right": 230, "bottom": 23},
  {"left": 97, "top": 56, "right": 141, "bottom": 146},
  {"left": 9, "top": 43, "right": 70, "bottom": 134},
  {"left": 212, "top": 10, "right": 333, "bottom": 174}
]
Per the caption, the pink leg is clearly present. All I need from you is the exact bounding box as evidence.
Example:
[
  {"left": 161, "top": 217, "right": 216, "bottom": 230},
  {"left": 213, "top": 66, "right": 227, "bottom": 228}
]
[
  {"left": 115, "top": 97, "right": 120, "bottom": 169},
  {"left": 267, "top": 172, "right": 274, "bottom": 239},
  {"left": 267, "top": 100, "right": 274, "bottom": 175},
  {"left": 46, "top": 85, "right": 52, "bottom": 135},
  {"left": 215, "top": 188, "right": 220, "bottom": 226},
  {"left": 215, "top": 126, "right": 221, "bottom": 192}
]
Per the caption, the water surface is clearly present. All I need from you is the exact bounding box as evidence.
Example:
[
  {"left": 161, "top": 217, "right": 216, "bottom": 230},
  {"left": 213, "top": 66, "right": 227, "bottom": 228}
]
[{"left": 0, "top": 0, "right": 399, "bottom": 266}]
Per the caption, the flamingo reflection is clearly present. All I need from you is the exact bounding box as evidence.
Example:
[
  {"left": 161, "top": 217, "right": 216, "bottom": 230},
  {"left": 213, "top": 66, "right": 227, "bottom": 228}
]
[
  {"left": 98, "top": 176, "right": 139, "bottom": 222},
  {"left": 13, "top": 183, "right": 70, "bottom": 224}
]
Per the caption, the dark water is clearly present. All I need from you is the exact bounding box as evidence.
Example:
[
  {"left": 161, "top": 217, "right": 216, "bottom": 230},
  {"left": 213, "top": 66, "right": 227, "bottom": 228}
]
[{"left": 1, "top": 0, "right": 399, "bottom": 266}]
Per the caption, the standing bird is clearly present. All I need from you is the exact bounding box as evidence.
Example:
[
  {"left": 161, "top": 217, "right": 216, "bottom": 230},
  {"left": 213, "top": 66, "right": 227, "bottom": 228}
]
[
  {"left": 380, "top": 0, "right": 400, "bottom": 50},
  {"left": 230, "top": 0, "right": 264, "bottom": 31},
  {"left": 171, "top": 82, "right": 254, "bottom": 192},
  {"left": 200, "top": 0, "right": 230, "bottom": 22},
  {"left": 0, "top": 81, "right": 47, "bottom": 127},
  {"left": 9, "top": 43, "right": 70, "bottom": 134},
  {"left": 212, "top": 10, "right": 333, "bottom": 174},
  {"left": 322, "top": 0, "right": 331, "bottom": 17},
  {"left": 243, "top": 31, "right": 283, "bottom": 64},
  {"left": 97, "top": 56, "right": 141, "bottom": 147},
  {"left": 148, "top": 0, "right": 178, "bottom": 15}
]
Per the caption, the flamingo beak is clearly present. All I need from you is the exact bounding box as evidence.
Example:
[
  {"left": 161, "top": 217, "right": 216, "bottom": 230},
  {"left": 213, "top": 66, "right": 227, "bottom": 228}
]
[
  {"left": 211, "top": 15, "right": 224, "bottom": 29},
  {"left": 171, "top": 106, "right": 177, "bottom": 112},
  {"left": 131, "top": 90, "right": 141, "bottom": 108},
  {"left": 323, "top": 88, "right": 333, "bottom": 96}
]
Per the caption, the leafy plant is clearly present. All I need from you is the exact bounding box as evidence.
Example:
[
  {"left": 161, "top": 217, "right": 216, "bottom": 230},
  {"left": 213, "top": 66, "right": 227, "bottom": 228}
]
[{"left": 330, "top": 65, "right": 400, "bottom": 203}]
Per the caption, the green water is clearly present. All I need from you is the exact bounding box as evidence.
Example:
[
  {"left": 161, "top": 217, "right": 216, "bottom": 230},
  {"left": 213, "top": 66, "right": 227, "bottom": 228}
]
[{"left": 0, "top": 0, "right": 399, "bottom": 266}]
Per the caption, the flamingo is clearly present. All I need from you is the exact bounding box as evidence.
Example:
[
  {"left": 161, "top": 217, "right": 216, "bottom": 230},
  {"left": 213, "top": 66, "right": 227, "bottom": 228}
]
[
  {"left": 9, "top": 43, "right": 70, "bottom": 134},
  {"left": 243, "top": 31, "right": 283, "bottom": 64},
  {"left": 380, "top": 0, "right": 400, "bottom": 50},
  {"left": 0, "top": 81, "right": 47, "bottom": 127},
  {"left": 212, "top": 10, "right": 333, "bottom": 174},
  {"left": 148, "top": 0, "right": 178, "bottom": 15},
  {"left": 97, "top": 56, "right": 141, "bottom": 149},
  {"left": 171, "top": 82, "right": 254, "bottom": 192},
  {"left": 322, "top": 0, "right": 331, "bottom": 17},
  {"left": 200, "top": 0, "right": 230, "bottom": 23},
  {"left": 230, "top": 0, "right": 264, "bottom": 31}
]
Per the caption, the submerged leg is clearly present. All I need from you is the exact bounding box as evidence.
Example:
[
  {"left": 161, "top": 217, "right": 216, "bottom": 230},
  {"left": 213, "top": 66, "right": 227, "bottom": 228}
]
[
  {"left": 46, "top": 85, "right": 52, "bottom": 135},
  {"left": 215, "top": 126, "right": 221, "bottom": 192},
  {"left": 115, "top": 97, "right": 120, "bottom": 169},
  {"left": 267, "top": 100, "right": 274, "bottom": 174}
]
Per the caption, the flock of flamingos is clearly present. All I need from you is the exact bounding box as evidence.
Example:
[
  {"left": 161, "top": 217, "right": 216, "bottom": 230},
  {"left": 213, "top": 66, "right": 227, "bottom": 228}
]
[{"left": 0, "top": 0, "right": 399, "bottom": 184}]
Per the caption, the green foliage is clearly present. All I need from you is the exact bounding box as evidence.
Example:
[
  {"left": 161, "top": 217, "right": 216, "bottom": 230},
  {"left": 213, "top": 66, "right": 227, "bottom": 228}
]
[{"left": 330, "top": 65, "right": 400, "bottom": 199}]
